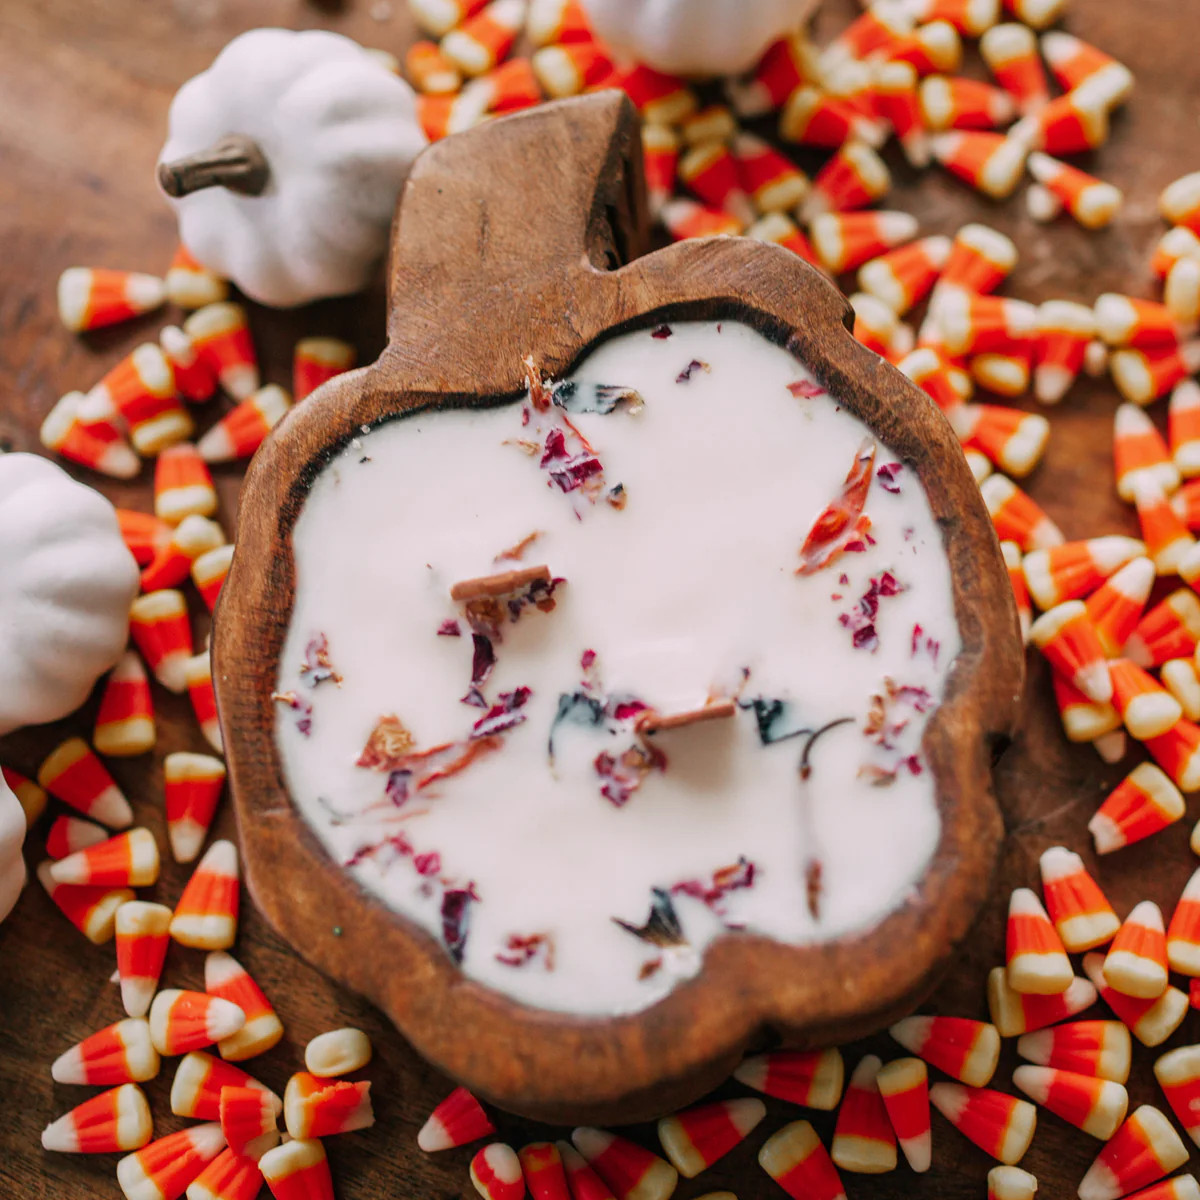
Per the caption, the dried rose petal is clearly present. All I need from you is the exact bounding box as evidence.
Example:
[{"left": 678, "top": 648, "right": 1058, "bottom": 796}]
[
  {"left": 797, "top": 438, "right": 877, "bottom": 576},
  {"left": 438, "top": 619, "right": 462, "bottom": 637},
  {"left": 676, "top": 359, "right": 710, "bottom": 383},
  {"left": 787, "top": 378, "right": 824, "bottom": 399},
  {"left": 651, "top": 324, "right": 673, "bottom": 339},
  {"left": 357, "top": 714, "right": 417, "bottom": 770},
  {"left": 442, "top": 887, "right": 476, "bottom": 963}
]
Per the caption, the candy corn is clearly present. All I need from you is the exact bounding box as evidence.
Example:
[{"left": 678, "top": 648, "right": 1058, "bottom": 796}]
[
  {"left": 660, "top": 197, "right": 743, "bottom": 241},
  {"left": 534, "top": 41, "right": 614, "bottom": 98},
  {"left": 987, "top": 966, "right": 1097, "bottom": 1037},
  {"left": 1154, "top": 1045, "right": 1200, "bottom": 1147},
  {"left": 1162, "top": 658, "right": 1200, "bottom": 721},
  {"left": 82, "top": 342, "right": 193, "bottom": 457},
  {"left": 185, "top": 651, "right": 222, "bottom": 753},
  {"left": 409, "top": 0, "right": 489, "bottom": 36},
  {"left": 1129, "top": 589, "right": 1200, "bottom": 668},
  {"left": 757, "top": 1120, "right": 846, "bottom": 1200},
  {"left": 831, "top": 1055, "right": 896, "bottom": 1174},
  {"left": 115, "top": 900, "right": 172, "bottom": 1018},
  {"left": 118, "top": 1123, "right": 227, "bottom": 1200},
  {"left": 1082, "top": 954, "right": 1189, "bottom": 1046},
  {"left": 949, "top": 405, "right": 1048, "bottom": 478},
  {"left": 164, "top": 752, "right": 225, "bottom": 864},
  {"left": 1053, "top": 674, "right": 1120, "bottom": 743},
  {"left": 42, "top": 1083, "right": 153, "bottom": 1153},
  {"left": 259, "top": 1138, "right": 334, "bottom": 1200},
  {"left": 407, "top": 39, "right": 463, "bottom": 93},
  {"left": 908, "top": 0, "right": 999, "bottom": 36},
  {"left": 1017, "top": 1021, "right": 1131, "bottom": 1083},
  {"left": 852, "top": 292, "right": 904, "bottom": 358},
  {"left": 118, "top": 509, "right": 173, "bottom": 567},
  {"left": 1012, "top": 1064, "right": 1127, "bottom": 1139},
  {"left": 519, "top": 1143, "right": 570, "bottom": 1200},
  {"left": 1039, "top": 846, "right": 1120, "bottom": 952},
  {"left": 94, "top": 651, "right": 156, "bottom": 757},
  {"left": 1085, "top": 558, "right": 1154, "bottom": 658},
  {"left": 417, "top": 90, "right": 490, "bottom": 139},
  {"left": 1113, "top": 413, "right": 1178, "bottom": 509},
  {"left": 130, "top": 589, "right": 193, "bottom": 692},
  {"left": 161, "top": 325, "right": 219, "bottom": 404},
  {"left": 988, "top": 1165, "right": 1039, "bottom": 1200},
  {"left": 931, "top": 130, "right": 1027, "bottom": 199},
  {"left": 733, "top": 1047, "right": 845, "bottom": 1109},
  {"left": 58, "top": 267, "right": 166, "bottom": 333},
  {"left": 779, "top": 88, "right": 877, "bottom": 150},
  {"left": 1031, "top": 601, "right": 1112, "bottom": 703},
  {"left": 38, "top": 736, "right": 133, "bottom": 828},
  {"left": 1113, "top": 1178, "right": 1200, "bottom": 1200},
  {"left": 678, "top": 141, "right": 755, "bottom": 225},
  {"left": 470, "top": 1143, "right": 526, "bottom": 1200},
  {"left": 185, "top": 1148, "right": 265, "bottom": 1200},
  {"left": 858, "top": 237, "right": 950, "bottom": 316},
  {"left": 981, "top": 475, "right": 1064, "bottom": 551},
  {"left": 1154, "top": 227, "right": 1200, "bottom": 280},
  {"left": 1144, "top": 718, "right": 1200, "bottom": 790},
  {"left": 1168, "top": 258, "right": 1200, "bottom": 326},
  {"left": 929, "top": 1083, "right": 1036, "bottom": 1165},
  {"left": 1166, "top": 868, "right": 1200, "bottom": 974},
  {"left": 731, "top": 132, "right": 809, "bottom": 214},
  {"left": 1078, "top": 1106, "right": 1188, "bottom": 1200},
  {"left": 1169, "top": 382, "right": 1200, "bottom": 478},
  {"left": 1094, "top": 729, "right": 1128, "bottom": 762},
  {"left": 804, "top": 142, "right": 891, "bottom": 216},
  {"left": 184, "top": 303, "right": 259, "bottom": 401},
  {"left": 898, "top": 347, "right": 967, "bottom": 412},
  {"left": 980, "top": 23, "right": 1048, "bottom": 112},
  {"left": 655, "top": 1098, "right": 764, "bottom": 1178},
  {"left": 1110, "top": 660, "right": 1183, "bottom": 739},
  {"left": 641, "top": 124, "right": 679, "bottom": 217},
  {"left": 726, "top": 34, "right": 818, "bottom": 117},
  {"left": 221, "top": 1084, "right": 282, "bottom": 1159},
  {"left": 441, "top": 0, "right": 524, "bottom": 75},
  {"left": 150, "top": 989, "right": 245, "bottom": 1057},
  {"left": 45, "top": 814, "right": 109, "bottom": 860},
  {"left": 876, "top": 1057, "right": 930, "bottom": 1173},
  {"left": 142, "top": 514, "right": 226, "bottom": 592},
  {"left": 1028, "top": 153, "right": 1122, "bottom": 229},
  {"left": 284, "top": 1071, "right": 373, "bottom": 1139},
  {"left": 305, "top": 1028, "right": 372, "bottom": 1078},
  {"left": 616, "top": 64, "right": 697, "bottom": 126},
  {"left": 1089, "top": 764, "right": 1186, "bottom": 854},
  {"left": 1034, "top": 299, "right": 1096, "bottom": 404},
  {"left": 1007, "top": 887, "right": 1073, "bottom": 995},
  {"left": 1103, "top": 902, "right": 1170, "bottom": 1000},
  {"left": 1097, "top": 295, "right": 1186, "bottom": 350},
  {"left": 165, "top": 244, "right": 228, "bottom": 310},
  {"left": 169, "top": 838, "right": 238, "bottom": 950},
  {"left": 1112, "top": 343, "right": 1200, "bottom": 407},
  {"left": 571, "top": 1128, "right": 678, "bottom": 1200},
  {"left": 192, "top": 543, "right": 234, "bottom": 613},
  {"left": 920, "top": 74, "right": 1015, "bottom": 131},
  {"left": 52, "top": 1017, "right": 160, "bottom": 1085},
  {"left": 1042, "top": 31, "right": 1135, "bottom": 108},
  {"left": 890, "top": 1015, "right": 1000, "bottom": 1087},
  {"left": 205, "top": 950, "right": 285, "bottom": 1061},
  {"left": 198, "top": 385, "right": 292, "bottom": 463},
  {"left": 171, "top": 1052, "right": 279, "bottom": 1120},
  {"left": 50, "top": 826, "right": 159, "bottom": 888},
  {"left": 40, "top": 390, "right": 140, "bottom": 479},
  {"left": 155, "top": 443, "right": 217, "bottom": 525},
  {"left": 556, "top": 1141, "right": 616, "bottom": 1200},
  {"left": 1023, "top": 538, "right": 1144, "bottom": 612},
  {"left": 292, "top": 337, "right": 355, "bottom": 403},
  {"left": 939, "top": 223, "right": 1018, "bottom": 296},
  {"left": 873, "top": 59, "right": 929, "bottom": 167},
  {"left": 36, "top": 861, "right": 133, "bottom": 943}
]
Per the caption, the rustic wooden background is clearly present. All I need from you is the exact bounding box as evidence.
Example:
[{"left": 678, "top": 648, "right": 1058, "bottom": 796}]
[{"left": 3, "top": 0, "right": 1200, "bottom": 1196}]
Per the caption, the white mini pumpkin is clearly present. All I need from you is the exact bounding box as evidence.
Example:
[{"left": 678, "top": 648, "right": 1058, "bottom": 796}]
[
  {"left": 579, "top": 0, "right": 817, "bottom": 77},
  {"left": 157, "top": 28, "right": 428, "bottom": 308},
  {"left": 0, "top": 772, "right": 24, "bottom": 924},
  {"left": 0, "top": 453, "right": 139, "bottom": 735}
]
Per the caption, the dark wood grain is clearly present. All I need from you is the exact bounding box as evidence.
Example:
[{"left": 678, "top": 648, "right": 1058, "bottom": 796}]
[{"left": 2, "top": 0, "right": 1200, "bottom": 1195}]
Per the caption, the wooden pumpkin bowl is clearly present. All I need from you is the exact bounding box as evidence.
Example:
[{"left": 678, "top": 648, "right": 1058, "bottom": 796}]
[{"left": 214, "top": 91, "right": 1025, "bottom": 1124}]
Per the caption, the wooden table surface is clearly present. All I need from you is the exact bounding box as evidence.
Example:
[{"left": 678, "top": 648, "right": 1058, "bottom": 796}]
[{"left": 4, "top": 0, "right": 1200, "bottom": 1196}]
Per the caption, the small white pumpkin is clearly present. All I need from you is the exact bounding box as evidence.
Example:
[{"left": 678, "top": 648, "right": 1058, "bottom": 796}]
[
  {"left": 579, "top": 0, "right": 817, "bottom": 77},
  {"left": 157, "top": 28, "right": 428, "bottom": 308},
  {"left": 0, "top": 771, "right": 25, "bottom": 924},
  {"left": 0, "top": 454, "right": 139, "bottom": 735}
]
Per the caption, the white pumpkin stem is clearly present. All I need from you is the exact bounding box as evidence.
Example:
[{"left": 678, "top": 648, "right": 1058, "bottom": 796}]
[{"left": 157, "top": 135, "right": 270, "bottom": 199}]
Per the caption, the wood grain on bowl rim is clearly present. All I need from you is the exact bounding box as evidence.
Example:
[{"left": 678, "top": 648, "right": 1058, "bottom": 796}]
[{"left": 212, "top": 90, "right": 1025, "bottom": 1124}]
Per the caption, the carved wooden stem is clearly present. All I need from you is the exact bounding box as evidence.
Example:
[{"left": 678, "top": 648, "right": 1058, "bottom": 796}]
[{"left": 157, "top": 134, "right": 270, "bottom": 198}]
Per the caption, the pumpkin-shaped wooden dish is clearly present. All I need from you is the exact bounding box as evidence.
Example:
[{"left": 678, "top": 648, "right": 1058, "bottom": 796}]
[{"left": 214, "top": 92, "right": 1024, "bottom": 1124}]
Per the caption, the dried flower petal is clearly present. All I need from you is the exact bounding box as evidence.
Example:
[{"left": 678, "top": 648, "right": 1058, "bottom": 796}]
[
  {"left": 614, "top": 888, "right": 686, "bottom": 948},
  {"left": 797, "top": 438, "right": 878, "bottom": 575},
  {"left": 357, "top": 714, "right": 417, "bottom": 770}
]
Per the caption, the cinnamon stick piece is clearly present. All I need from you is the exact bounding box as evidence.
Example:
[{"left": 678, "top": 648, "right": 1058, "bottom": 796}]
[
  {"left": 635, "top": 699, "right": 737, "bottom": 735},
  {"left": 449, "top": 564, "right": 551, "bottom": 602}
]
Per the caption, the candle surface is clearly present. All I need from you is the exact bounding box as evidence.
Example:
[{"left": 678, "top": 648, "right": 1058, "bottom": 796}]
[{"left": 277, "top": 320, "right": 962, "bottom": 1015}]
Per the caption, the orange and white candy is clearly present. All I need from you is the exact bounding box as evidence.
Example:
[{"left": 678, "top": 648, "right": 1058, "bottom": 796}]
[
  {"left": 45, "top": 814, "right": 108, "bottom": 860},
  {"left": 907, "top": 0, "right": 1000, "bottom": 35},
  {"left": 52, "top": 1017, "right": 160, "bottom": 1086},
  {"left": 2, "top": 764, "right": 45, "bottom": 826},
  {"left": 1131, "top": 476, "right": 1194, "bottom": 575},
  {"left": 1114, "top": 405, "right": 1179, "bottom": 502},
  {"left": 1166, "top": 867, "right": 1200, "bottom": 975},
  {"left": 168, "top": 838, "right": 238, "bottom": 950},
  {"left": 724, "top": 32, "right": 818, "bottom": 116},
  {"left": 161, "top": 325, "right": 219, "bottom": 404},
  {"left": 130, "top": 589, "right": 193, "bottom": 693},
  {"left": 58, "top": 267, "right": 165, "bottom": 333},
  {"left": 407, "top": 39, "right": 464, "bottom": 94},
  {"left": 981, "top": 475, "right": 1064, "bottom": 551},
  {"left": 469, "top": 1143, "right": 526, "bottom": 1200},
  {"left": 36, "top": 860, "right": 133, "bottom": 944},
  {"left": 1085, "top": 557, "right": 1155, "bottom": 659},
  {"left": 1127, "top": 588, "right": 1200, "bottom": 668},
  {"left": 164, "top": 752, "right": 225, "bottom": 864},
  {"left": 461, "top": 56, "right": 543, "bottom": 115},
  {"left": 1052, "top": 673, "right": 1120, "bottom": 744},
  {"left": 1039, "top": 846, "right": 1120, "bottom": 952},
  {"left": 38, "top": 736, "right": 133, "bottom": 828},
  {"left": 779, "top": 89, "right": 877, "bottom": 151},
  {"left": 40, "top": 390, "right": 140, "bottom": 479},
  {"left": 1017, "top": 1020, "right": 1131, "bottom": 1083},
  {"left": 919, "top": 74, "right": 1015, "bottom": 131},
  {"left": 518, "top": 1142, "right": 570, "bottom": 1200},
  {"left": 1089, "top": 764, "right": 1186, "bottom": 855},
  {"left": 260, "top": 1138, "right": 335, "bottom": 1200},
  {"left": 873, "top": 59, "right": 929, "bottom": 168},
  {"left": 82, "top": 342, "right": 193, "bottom": 457},
  {"left": 980, "top": 23, "right": 1048, "bottom": 113},
  {"left": 1111, "top": 342, "right": 1200, "bottom": 407},
  {"left": 939, "top": 293, "right": 1036, "bottom": 358},
  {"left": 757, "top": 1120, "right": 847, "bottom": 1200},
  {"left": 1154, "top": 1045, "right": 1200, "bottom": 1147},
  {"left": 823, "top": 3, "right": 913, "bottom": 64},
  {"left": 1161, "top": 170, "right": 1200, "bottom": 233},
  {"left": 734, "top": 1047, "right": 845, "bottom": 1109},
  {"left": 292, "top": 337, "right": 355, "bottom": 403},
  {"left": 192, "top": 543, "right": 234, "bottom": 613},
  {"left": 220, "top": 1084, "right": 282, "bottom": 1159},
  {"left": 1007, "top": 887, "right": 1073, "bottom": 995},
  {"left": 746, "top": 214, "right": 817, "bottom": 266},
  {"left": 731, "top": 132, "right": 809, "bottom": 214},
  {"left": 1109, "top": 659, "right": 1183, "bottom": 739},
  {"left": 897, "top": 347, "right": 966, "bottom": 413},
  {"left": 876, "top": 1057, "right": 930, "bottom": 1173},
  {"left": 418, "top": 1086, "right": 496, "bottom": 1152},
  {"left": 641, "top": 124, "right": 679, "bottom": 218},
  {"left": 94, "top": 651, "right": 156, "bottom": 757},
  {"left": 205, "top": 950, "right": 285, "bottom": 1062},
  {"left": 198, "top": 384, "right": 292, "bottom": 464},
  {"left": 150, "top": 989, "right": 245, "bottom": 1057},
  {"left": 928, "top": 1083, "right": 1036, "bottom": 1165},
  {"left": 949, "top": 405, "right": 1047, "bottom": 478},
  {"left": 115, "top": 900, "right": 173, "bottom": 1018},
  {"left": 1042, "top": 31, "right": 1134, "bottom": 109},
  {"left": 1168, "top": 258, "right": 1200, "bottom": 327},
  {"left": 988, "top": 1165, "right": 1039, "bottom": 1200},
  {"left": 1144, "top": 717, "right": 1200, "bottom": 791},
  {"left": 1030, "top": 601, "right": 1112, "bottom": 703},
  {"left": 42, "top": 1083, "right": 153, "bottom": 1153},
  {"left": 1104, "top": 902, "right": 1170, "bottom": 999},
  {"left": 409, "top": 0, "right": 488, "bottom": 36},
  {"left": 118, "top": 1122, "right": 227, "bottom": 1200},
  {"left": 1162, "top": 657, "right": 1200, "bottom": 721},
  {"left": 1027, "top": 153, "right": 1122, "bottom": 229},
  {"left": 858, "top": 236, "right": 951, "bottom": 316},
  {"left": 533, "top": 41, "right": 614, "bottom": 98},
  {"left": 1023, "top": 538, "right": 1144, "bottom": 612},
  {"left": 417, "top": 90, "right": 489, "bottom": 140},
  {"left": 142, "top": 514, "right": 226, "bottom": 593},
  {"left": 186, "top": 1147, "right": 265, "bottom": 1200},
  {"left": 1097, "top": 294, "right": 1188, "bottom": 350},
  {"left": 1078, "top": 1105, "right": 1188, "bottom": 1200},
  {"left": 50, "top": 826, "right": 159, "bottom": 889},
  {"left": 441, "top": 0, "right": 524, "bottom": 75},
  {"left": 938, "top": 222, "right": 1017, "bottom": 296},
  {"left": 184, "top": 302, "right": 259, "bottom": 401},
  {"left": 660, "top": 197, "right": 743, "bottom": 241},
  {"left": 556, "top": 1140, "right": 617, "bottom": 1200},
  {"left": 890, "top": 19, "right": 963, "bottom": 75},
  {"left": 1034, "top": 299, "right": 1096, "bottom": 405},
  {"left": 171, "top": 1052, "right": 279, "bottom": 1120},
  {"left": 987, "top": 966, "right": 1097, "bottom": 1038},
  {"left": 804, "top": 142, "right": 891, "bottom": 217},
  {"left": 1154, "top": 227, "right": 1200, "bottom": 280},
  {"left": 1169, "top": 381, "right": 1200, "bottom": 478},
  {"left": 571, "top": 1127, "right": 678, "bottom": 1200},
  {"left": 1082, "top": 953, "right": 1189, "bottom": 1047},
  {"left": 890, "top": 1015, "right": 1000, "bottom": 1087},
  {"left": 155, "top": 443, "right": 217, "bottom": 525},
  {"left": 165, "top": 244, "right": 228, "bottom": 310},
  {"left": 1014, "top": 81, "right": 1111, "bottom": 155},
  {"left": 831, "top": 1054, "right": 896, "bottom": 1174},
  {"left": 117, "top": 508, "right": 173, "bottom": 567},
  {"left": 1012, "top": 1064, "right": 1128, "bottom": 1140},
  {"left": 185, "top": 651, "right": 223, "bottom": 754},
  {"left": 284, "top": 1071, "right": 374, "bottom": 1139},
  {"left": 304, "top": 1028, "right": 372, "bottom": 1078},
  {"left": 931, "top": 130, "right": 1027, "bottom": 200},
  {"left": 617, "top": 63, "right": 697, "bottom": 126}
]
